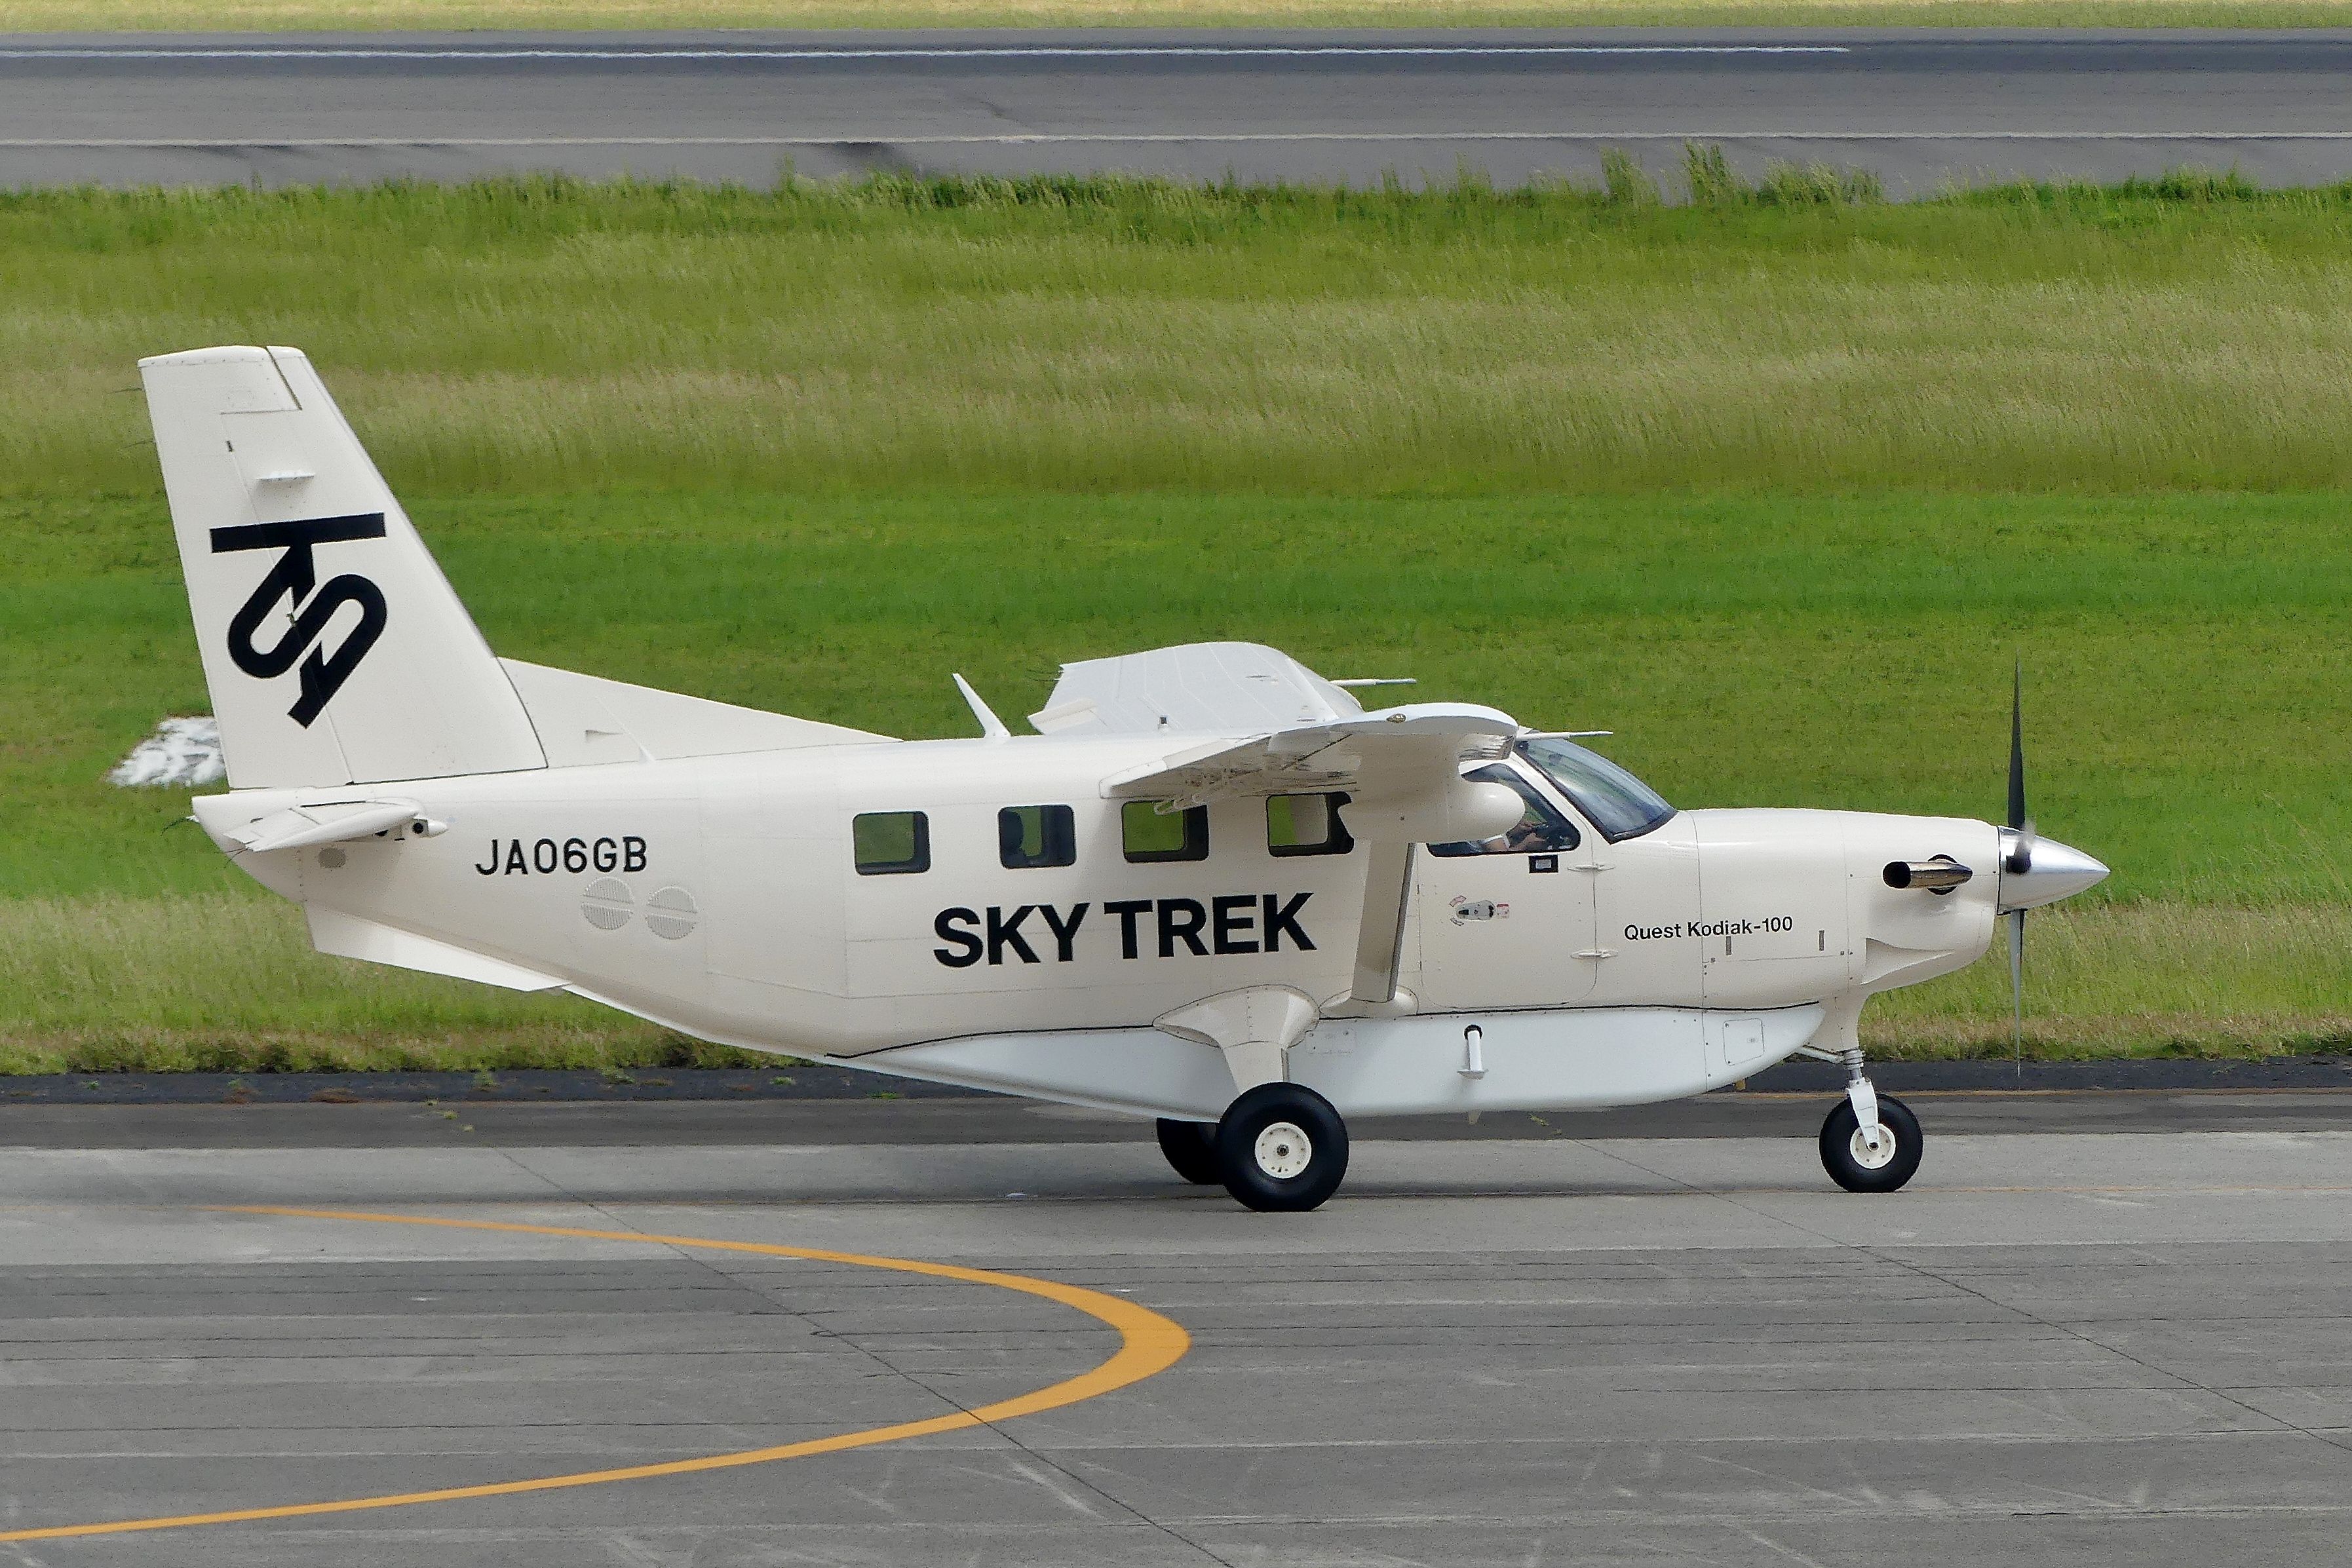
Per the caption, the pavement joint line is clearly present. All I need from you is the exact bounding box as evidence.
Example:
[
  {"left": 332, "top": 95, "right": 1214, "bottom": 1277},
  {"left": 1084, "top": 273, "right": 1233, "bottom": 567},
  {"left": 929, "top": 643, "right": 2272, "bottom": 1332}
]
[
  {"left": 1873, "top": 1251, "right": 2352, "bottom": 1461},
  {"left": 1678, "top": 1162, "right": 2352, "bottom": 1469},
  {"left": 0, "top": 1206, "right": 1190, "bottom": 1545},
  {"left": 11, "top": 131, "right": 2352, "bottom": 149},
  {"left": 648, "top": 1198, "right": 1201, "bottom": 1553},
  {"left": 1507, "top": 1115, "right": 2317, "bottom": 1485}
]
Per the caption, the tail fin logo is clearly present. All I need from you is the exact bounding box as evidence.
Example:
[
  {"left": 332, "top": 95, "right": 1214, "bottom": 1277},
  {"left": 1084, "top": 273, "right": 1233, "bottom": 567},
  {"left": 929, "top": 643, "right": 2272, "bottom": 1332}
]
[{"left": 209, "top": 513, "right": 390, "bottom": 727}]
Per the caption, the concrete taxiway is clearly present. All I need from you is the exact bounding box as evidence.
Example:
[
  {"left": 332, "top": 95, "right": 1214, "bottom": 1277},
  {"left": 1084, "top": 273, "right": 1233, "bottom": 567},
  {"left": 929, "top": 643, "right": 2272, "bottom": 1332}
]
[
  {"left": 8, "top": 29, "right": 2352, "bottom": 192},
  {"left": 2, "top": 1094, "right": 2350, "bottom": 1564}
]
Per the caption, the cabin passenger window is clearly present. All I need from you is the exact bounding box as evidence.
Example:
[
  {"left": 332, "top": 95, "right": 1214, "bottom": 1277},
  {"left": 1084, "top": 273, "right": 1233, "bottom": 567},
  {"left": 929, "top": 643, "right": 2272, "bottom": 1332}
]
[
  {"left": 1427, "top": 766, "right": 1580, "bottom": 857},
  {"left": 1267, "top": 793, "right": 1354, "bottom": 858},
  {"left": 853, "top": 811, "right": 931, "bottom": 875},
  {"left": 1122, "top": 801, "right": 1209, "bottom": 863},
  {"left": 999, "top": 805, "right": 1077, "bottom": 869}
]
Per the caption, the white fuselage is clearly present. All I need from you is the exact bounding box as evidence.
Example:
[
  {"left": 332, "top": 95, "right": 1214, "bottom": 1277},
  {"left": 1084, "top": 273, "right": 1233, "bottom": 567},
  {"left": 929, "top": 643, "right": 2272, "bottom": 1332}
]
[{"left": 195, "top": 733, "right": 2001, "bottom": 1120}]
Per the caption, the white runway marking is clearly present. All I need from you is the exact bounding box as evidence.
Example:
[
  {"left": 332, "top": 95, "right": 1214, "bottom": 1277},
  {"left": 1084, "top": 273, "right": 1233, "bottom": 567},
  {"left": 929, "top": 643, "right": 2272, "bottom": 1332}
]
[
  {"left": 0, "top": 44, "right": 1851, "bottom": 60},
  {"left": 8, "top": 130, "right": 2343, "bottom": 149}
]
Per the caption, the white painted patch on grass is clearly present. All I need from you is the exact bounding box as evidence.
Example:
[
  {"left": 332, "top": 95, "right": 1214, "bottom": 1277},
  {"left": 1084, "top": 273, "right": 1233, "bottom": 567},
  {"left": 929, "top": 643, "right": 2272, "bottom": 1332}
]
[{"left": 111, "top": 716, "right": 225, "bottom": 788}]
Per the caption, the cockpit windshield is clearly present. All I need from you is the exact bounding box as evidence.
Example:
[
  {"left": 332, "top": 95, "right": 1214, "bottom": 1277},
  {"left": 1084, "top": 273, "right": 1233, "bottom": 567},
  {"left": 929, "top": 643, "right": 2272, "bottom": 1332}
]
[{"left": 1516, "top": 737, "right": 1676, "bottom": 842}]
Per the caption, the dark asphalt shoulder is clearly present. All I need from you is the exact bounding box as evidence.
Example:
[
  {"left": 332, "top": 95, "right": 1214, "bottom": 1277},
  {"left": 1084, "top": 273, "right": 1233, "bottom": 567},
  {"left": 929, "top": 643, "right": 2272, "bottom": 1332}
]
[
  {"left": 2, "top": 1067, "right": 2349, "bottom": 1149},
  {"left": 3, "top": 1055, "right": 2345, "bottom": 1107}
]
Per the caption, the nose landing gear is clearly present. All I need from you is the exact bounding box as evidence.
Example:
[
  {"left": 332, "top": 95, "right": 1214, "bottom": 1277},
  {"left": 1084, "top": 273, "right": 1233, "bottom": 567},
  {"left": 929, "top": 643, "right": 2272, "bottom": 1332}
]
[
  {"left": 1820, "top": 1095, "right": 1922, "bottom": 1192},
  {"left": 1819, "top": 1046, "right": 1921, "bottom": 1193}
]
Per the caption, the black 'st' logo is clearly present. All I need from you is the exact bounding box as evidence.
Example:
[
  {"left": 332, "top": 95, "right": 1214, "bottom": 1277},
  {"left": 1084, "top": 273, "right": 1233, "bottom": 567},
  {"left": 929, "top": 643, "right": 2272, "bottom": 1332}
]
[{"left": 209, "top": 513, "right": 389, "bottom": 727}]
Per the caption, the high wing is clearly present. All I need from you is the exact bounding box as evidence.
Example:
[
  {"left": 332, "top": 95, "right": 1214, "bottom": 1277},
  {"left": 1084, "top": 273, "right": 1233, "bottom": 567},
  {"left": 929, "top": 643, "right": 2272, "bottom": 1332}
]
[
  {"left": 1040, "top": 642, "right": 1523, "bottom": 843},
  {"left": 1039, "top": 642, "right": 1529, "bottom": 1006},
  {"left": 1030, "top": 641, "right": 1365, "bottom": 736}
]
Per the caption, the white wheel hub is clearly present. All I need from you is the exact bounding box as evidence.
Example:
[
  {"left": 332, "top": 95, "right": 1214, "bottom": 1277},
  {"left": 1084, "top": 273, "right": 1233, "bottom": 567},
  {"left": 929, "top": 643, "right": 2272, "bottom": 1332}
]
[
  {"left": 1254, "top": 1120, "right": 1313, "bottom": 1179},
  {"left": 1849, "top": 1122, "right": 1899, "bottom": 1170}
]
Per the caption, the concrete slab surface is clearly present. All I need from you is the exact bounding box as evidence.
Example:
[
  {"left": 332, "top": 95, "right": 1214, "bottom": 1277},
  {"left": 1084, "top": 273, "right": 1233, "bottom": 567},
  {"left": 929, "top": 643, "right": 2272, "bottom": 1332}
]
[{"left": 1, "top": 1110, "right": 2348, "bottom": 1563}]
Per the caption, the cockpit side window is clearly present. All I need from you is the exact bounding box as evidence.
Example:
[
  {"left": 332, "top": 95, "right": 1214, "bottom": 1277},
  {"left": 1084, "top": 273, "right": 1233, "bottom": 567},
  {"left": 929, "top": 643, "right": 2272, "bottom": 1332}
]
[
  {"left": 1427, "top": 765, "right": 1581, "bottom": 858},
  {"left": 1516, "top": 738, "right": 1676, "bottom": 842}
]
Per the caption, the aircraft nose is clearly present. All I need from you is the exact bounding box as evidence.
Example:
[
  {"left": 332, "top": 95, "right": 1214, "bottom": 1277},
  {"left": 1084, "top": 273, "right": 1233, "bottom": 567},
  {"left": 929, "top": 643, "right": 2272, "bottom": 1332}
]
[{"left": 1997, "top": 830, "right": 2110, "bottom": 911}]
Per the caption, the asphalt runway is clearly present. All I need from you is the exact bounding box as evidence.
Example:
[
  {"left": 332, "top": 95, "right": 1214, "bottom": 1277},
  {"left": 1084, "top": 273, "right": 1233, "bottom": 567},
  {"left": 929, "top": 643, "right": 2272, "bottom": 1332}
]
[
  {"left": 4, "top": 1096, "right": 2350, "bottom": 1564},
  {"left": 9, "top": 29, "right": 2352, "bottom": 193}
]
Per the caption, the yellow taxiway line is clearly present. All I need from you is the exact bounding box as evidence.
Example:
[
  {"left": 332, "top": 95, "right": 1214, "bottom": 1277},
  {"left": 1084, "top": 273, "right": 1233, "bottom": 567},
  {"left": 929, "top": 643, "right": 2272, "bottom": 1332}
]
[{"left": 0, "top": 1205, "right": 1191, "bottom": 1544}]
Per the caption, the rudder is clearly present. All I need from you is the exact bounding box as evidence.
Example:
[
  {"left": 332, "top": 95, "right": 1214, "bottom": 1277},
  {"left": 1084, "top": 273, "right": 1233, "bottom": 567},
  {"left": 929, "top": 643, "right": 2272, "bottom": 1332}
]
[{"left": 141, "top": 345, "right": 545, "bottom": 788}]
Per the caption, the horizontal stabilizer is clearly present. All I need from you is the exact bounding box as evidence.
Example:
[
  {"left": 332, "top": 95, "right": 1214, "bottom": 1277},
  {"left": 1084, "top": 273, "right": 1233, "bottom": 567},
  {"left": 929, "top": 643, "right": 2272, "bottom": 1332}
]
[{"left": 226, "top": 798, "right": 421, "bottom": 853}]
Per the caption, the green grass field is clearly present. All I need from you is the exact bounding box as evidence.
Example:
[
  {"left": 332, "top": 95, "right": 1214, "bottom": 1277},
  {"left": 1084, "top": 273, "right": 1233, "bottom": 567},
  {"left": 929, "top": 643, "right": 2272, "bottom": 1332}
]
[
  {"left": 8, "top": 0, "right": 2352, "bottom": 30},
  {"left": 5, "top": 174, "right": 2348, "bottom": 1068}
]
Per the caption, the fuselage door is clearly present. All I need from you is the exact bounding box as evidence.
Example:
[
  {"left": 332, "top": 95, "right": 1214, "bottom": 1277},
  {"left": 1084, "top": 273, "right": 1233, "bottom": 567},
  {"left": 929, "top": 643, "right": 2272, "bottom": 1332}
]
[{"left": 1413, "top": 762, "right": 1600, "bottom": 1008}]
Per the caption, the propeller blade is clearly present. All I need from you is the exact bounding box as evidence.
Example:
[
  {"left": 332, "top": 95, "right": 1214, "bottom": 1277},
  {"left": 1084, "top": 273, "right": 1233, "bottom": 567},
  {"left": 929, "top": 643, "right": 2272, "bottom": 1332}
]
[
  {"left": 2007, "top": 908, "right": 2026, "bottom": 1084},
  {"left": 2005, "top": 660, "right": 2035, "bottom": 875}
]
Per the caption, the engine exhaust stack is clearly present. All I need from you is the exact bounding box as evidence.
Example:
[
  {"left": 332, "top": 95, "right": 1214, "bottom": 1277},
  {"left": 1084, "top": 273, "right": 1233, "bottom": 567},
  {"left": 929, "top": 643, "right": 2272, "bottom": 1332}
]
[{"left": 1883, "top": 858, "right": 1973, "bottom": 893}]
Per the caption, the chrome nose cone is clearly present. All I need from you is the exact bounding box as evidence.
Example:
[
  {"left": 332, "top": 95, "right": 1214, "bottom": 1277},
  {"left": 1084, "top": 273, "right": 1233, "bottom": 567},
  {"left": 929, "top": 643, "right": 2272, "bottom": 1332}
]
[{"left": 1997, "top": 830, "right": 2109, "bottom": 911}]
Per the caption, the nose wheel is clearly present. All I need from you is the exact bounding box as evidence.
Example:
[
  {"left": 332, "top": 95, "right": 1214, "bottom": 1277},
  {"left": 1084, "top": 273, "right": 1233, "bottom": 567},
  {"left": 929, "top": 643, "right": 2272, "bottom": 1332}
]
[
  {"left": 1820, "top": 1095, "right": 1922, "bottom": 1193},
  {"left": 1215, "top": 1082, "right": 1349, "bottom": 1212}
]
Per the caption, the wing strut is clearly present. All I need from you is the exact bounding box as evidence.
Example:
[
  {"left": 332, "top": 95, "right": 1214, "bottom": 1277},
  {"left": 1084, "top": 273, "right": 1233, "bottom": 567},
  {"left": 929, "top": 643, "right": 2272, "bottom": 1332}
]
[{"left": 1351, "top": 842, "right": 1416, "bottom": 1004}]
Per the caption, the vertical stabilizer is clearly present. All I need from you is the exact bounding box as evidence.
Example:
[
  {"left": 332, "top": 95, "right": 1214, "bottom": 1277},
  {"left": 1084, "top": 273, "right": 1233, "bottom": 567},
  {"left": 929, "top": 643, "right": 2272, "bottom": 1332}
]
[{"left": 140, "top": 346, "right": 545, "bottom": 788}]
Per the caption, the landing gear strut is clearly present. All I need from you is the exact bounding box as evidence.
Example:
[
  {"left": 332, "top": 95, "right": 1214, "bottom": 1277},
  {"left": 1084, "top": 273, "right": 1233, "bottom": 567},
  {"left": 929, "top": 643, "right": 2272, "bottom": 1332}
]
[{"left": 1214, "top": 1082, "right": 1349, "bottom": 1212}]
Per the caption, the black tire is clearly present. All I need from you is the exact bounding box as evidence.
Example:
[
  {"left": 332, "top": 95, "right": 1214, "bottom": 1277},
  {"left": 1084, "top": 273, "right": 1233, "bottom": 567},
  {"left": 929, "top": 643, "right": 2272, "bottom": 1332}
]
[
  {"left": 1155, "top": 1118, "right": 1222, "bottom": 1185},
  {"left": 1215, "top": 1083, "right": 1349, "bottom": 1212},
  {"left": 1820, "top": 1095, "right": 1923, "bottom": 1193}
]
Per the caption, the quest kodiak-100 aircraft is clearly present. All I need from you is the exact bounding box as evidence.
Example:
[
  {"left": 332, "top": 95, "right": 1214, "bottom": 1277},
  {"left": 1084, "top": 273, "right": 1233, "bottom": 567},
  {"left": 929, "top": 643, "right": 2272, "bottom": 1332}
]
[{"left": 142, "top": 345, "right": 2110, "bottom": 1211}]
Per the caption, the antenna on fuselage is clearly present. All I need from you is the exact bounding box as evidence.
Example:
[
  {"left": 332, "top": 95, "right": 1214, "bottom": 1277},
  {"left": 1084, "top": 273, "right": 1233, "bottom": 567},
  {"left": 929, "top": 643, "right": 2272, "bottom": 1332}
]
[
  {"left": 952, "top": 674, "right": 1011, "bottom": 740},
  {"left": 1332, "top": 677, "right": 1416, "bottom": 689}
]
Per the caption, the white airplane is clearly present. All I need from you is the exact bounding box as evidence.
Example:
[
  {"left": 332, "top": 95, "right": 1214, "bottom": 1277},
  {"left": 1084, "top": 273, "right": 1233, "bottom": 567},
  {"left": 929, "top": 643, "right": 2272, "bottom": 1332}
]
[{"left": 142, "top": 345, "right": 2110, "bottom": 1211}]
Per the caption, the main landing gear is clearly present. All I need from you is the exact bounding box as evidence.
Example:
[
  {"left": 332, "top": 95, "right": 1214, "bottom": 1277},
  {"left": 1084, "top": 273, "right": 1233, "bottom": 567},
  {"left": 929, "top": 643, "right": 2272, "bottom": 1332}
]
[
  {"left": 1153, "top": 1118, "right": 1222, "bottom": 1185},
  {"left": 1816, "top": 1047, "right": 1923, "bottom": 1193},
  {"left": 1155, "top": 1084, "right": 1351, "bottom": 1212}
]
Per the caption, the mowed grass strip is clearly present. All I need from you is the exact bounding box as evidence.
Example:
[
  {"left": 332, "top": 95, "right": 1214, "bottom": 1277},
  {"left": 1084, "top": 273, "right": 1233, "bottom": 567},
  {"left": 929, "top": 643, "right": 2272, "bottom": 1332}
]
[
  {"left": 2, "top": 895, "right": 2340, "bottom": 1071},
  {"left": 5, "top": 177, "right": 2347, "bottom": 1062},
  {"left": 8, "top": 0, "right": 2351, "bottom": 30},
  {"left": 11, "top": 491, "right": 2349, "bottom": 906},
  {"left": 0, "top": 894, "right": 682, "bottom": 1073},
  {"left": 19, "top": 174, "right": 2352, "bottom": 497},
  {"left": 12, "top": 486, "right": 2345, "bottom": 1060}
]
